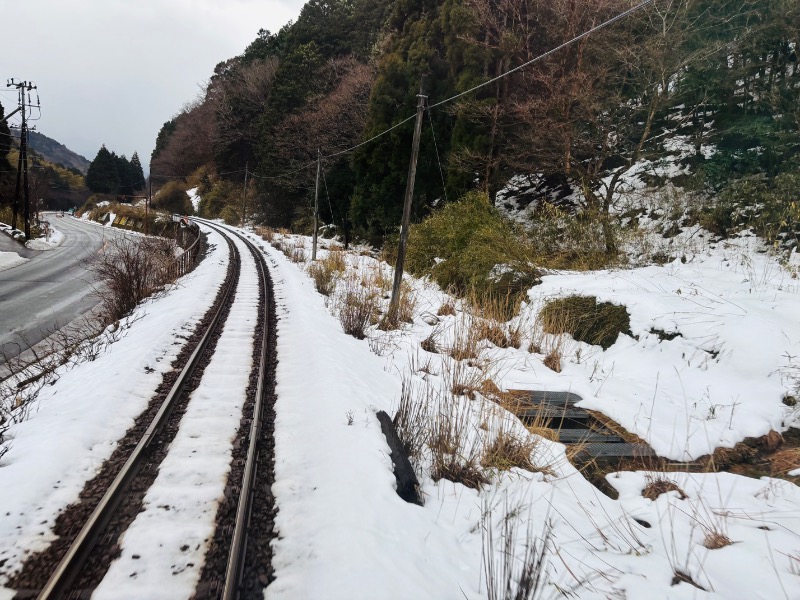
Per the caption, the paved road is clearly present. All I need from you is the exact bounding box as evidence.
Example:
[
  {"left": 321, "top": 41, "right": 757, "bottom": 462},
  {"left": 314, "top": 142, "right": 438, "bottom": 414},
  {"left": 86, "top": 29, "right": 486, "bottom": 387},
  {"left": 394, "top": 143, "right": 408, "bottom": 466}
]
[{"left": 0, "top": 216, "right": 122, "bottom": 361}]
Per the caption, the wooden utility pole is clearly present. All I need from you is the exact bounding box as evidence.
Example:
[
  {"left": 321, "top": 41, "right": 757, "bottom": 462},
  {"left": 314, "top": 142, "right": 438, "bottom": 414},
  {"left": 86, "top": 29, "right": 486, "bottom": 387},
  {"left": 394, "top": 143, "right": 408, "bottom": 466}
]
[
  {"left": 388, "top": 76, "right": 427, "bottom": 319},
  {"left": 241, "top": 162, "right": 248, "bottom": 227},
  {"left": 8, "top": 79, "right": 35, "bottom": 238},
  {"left": 312, "top": 148, "right": 321, "bottom": 261},
  {"left": 146, "top": 176, "right": 152, "bottom": 235}
]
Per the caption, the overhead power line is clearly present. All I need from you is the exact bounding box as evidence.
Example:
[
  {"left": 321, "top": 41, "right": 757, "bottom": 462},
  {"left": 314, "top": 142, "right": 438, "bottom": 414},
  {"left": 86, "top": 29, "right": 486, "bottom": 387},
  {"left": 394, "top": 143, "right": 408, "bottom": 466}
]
[{"left": 429, "top": 0, "right": 656, "bottom": 110}]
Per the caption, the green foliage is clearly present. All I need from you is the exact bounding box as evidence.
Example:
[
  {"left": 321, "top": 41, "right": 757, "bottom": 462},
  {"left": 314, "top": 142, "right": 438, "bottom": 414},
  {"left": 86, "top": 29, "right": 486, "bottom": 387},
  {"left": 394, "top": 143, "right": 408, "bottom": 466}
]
[
  {"left": 152, "top": 181, "right": 192, "bottom": 214},
  {"left": 540, "top": 296, "right": 631, "bottom": 351},
  {"left": 350, "top": 1, "right": 454, "bottom": 242},
  {"left": 405, "top": 191, "right": 539, "bottom": 303},
  {"left": 696, "top": 171, "right": 800, "bottom": 251},
  {"left": 197, "top": 179, "right": 239, "bottom": 219},
  {"left": 220, "top": 204, "right": 241, "bottom": 225},
  {"left": 85, "top": 145, "right": 120, "bottom": 194},
  {"left": 151, "top": 119, "right": 177, "bottom": 164},
  {"left": 527, "top": 205, "right": 621, "bottom": 270},
  {"left": 85, "top": 146, "right": 144, "bottom": 197}
]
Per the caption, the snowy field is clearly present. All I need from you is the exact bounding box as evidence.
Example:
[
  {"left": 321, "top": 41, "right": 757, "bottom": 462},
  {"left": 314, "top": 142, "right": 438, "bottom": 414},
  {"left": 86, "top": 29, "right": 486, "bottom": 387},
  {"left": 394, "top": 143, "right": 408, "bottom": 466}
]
[{"left": 0, "top": 219, "right": 797, "bottom": 599}]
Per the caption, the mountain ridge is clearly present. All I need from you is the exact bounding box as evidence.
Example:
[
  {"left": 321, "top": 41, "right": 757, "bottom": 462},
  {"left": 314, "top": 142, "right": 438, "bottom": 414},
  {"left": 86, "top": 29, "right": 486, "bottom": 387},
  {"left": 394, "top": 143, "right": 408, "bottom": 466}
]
[{"left": 11, "top": 129, "right": 90, "bottom": 174}]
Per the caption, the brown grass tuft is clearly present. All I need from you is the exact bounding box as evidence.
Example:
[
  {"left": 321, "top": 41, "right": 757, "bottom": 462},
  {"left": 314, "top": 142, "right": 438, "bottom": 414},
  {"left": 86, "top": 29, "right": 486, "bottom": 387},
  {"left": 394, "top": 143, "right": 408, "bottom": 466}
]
[
  {"left": 336, "top": 276, "right": 379, "bottom": 339},
  {"left": 703, "top": 531, "right": 733, "bottom": 550},
  {"left": 431, "top": 459, "right": 488, "bottom": 490},
  {"left": 543, "top": 350, "right": 561, "bottom": 372},
  {"left": 477, "top": 320, "right": 509, "bottom": 348},
  {"left": 768, "top": 448, "right": 800, "bottom": 475},
  {"left": 437, "top": 298, "right": 456, "bottom": 316},
  {"left": 307, "top": 261, "right": 338, "bottom": 296},
  {"left": 642, "top": 477, "right": 687, "bottom": 501},
  {"left": 481, "top": 430, "right": 539, "bottom": 472}
]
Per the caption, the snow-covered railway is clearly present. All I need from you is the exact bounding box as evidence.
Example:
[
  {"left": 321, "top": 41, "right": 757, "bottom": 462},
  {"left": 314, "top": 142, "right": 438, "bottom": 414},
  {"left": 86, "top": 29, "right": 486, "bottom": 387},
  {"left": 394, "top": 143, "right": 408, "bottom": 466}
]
[{"left": 9, "top": 222, "right": 278, "bottom": 600}]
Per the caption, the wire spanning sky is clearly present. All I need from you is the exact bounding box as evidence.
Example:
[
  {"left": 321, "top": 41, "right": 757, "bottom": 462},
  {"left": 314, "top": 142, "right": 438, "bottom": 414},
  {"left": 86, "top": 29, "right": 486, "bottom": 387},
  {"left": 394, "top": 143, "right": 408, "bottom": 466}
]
[{"left": 2, "top": 0, "right": 305, "bottom": 173}]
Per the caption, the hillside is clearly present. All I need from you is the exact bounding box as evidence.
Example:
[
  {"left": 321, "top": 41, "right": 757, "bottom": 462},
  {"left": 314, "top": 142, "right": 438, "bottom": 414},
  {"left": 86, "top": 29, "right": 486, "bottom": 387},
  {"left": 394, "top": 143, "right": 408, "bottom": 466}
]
[
  {"left": 150, "top": 0, "right": 800, "bottom": 253},
  {"left": 14, "top": 129, "right": 90, "bottom": 174}
]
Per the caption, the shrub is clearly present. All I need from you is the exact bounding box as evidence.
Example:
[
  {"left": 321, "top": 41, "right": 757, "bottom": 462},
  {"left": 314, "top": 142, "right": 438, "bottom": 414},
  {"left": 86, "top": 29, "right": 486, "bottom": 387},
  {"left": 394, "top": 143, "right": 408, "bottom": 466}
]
[
  {"left": 694, "top": 171, "right": 800, "bottom": 251},
  {"left": 152, "top": 180, "right": 193, "bottom": 214},
  {"left": 539, "top": 295, "right": 631, "bottom": 350},
  {"left": 198, "top": 179, "right": 239, "bottom": 219},
  {"left": 527, "top": 203, "right": 622, "bottom": 270},
  {"left": 89, "top": 236, "right": 176, "bottom": 321},
  {"left": 220, "top": 204, "right": 241, "bottom": 226},
  {"left": 308, "top": 261, "right": 338, "bottom": 296},
  {"left": 405, "top": 191, "right": 540, "bottom": 310}
]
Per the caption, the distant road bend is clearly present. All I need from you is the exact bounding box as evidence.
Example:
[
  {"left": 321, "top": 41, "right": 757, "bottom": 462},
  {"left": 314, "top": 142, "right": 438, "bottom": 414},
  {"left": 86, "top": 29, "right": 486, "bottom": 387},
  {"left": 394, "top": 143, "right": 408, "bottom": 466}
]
[{"left": 0, "top": 215, "right": 122, "bottom": 361}]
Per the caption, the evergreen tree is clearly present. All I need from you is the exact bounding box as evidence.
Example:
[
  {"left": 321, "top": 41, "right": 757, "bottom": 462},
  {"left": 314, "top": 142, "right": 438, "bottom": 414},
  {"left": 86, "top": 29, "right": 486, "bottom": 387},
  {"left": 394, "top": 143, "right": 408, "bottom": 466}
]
[
  {"left": 85, "top": 145, "right": 120, "bottom": 194},
  {"left": 151, "top": 119, "right": 177, "bottom": 165},
  {"left": 130, "top": 152, "right": 145, "bottom": 191}
]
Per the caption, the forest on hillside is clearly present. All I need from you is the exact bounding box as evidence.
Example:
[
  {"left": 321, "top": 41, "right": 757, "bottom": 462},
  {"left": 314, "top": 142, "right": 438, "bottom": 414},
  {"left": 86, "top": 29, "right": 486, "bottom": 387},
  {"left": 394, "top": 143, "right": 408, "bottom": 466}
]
[{"left": 150, "top": 0, "right": 800, "bottom": 249}]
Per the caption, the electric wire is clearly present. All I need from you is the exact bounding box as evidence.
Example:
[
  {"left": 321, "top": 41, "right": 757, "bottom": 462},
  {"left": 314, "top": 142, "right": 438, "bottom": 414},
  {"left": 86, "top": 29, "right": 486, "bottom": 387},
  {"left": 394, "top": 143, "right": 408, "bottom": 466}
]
[
  {"left": 428, "top": 0, "right": 656, "bottom": 110},
  {"left": 425, "top": 100, "right": 448, "bottom": 205},
  {"left": 252, "top": 0, "right": 656, "bottom": 179}
]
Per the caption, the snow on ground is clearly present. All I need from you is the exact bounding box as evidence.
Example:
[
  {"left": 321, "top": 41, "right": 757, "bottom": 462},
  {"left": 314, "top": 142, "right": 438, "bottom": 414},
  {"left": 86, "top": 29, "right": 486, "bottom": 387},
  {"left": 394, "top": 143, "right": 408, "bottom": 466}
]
[
  {"left": 0, "top": 224, "right": 228, "bottom": 596},
  {"left": 94, "top": 233, "right": 259, "bottom": 599},
  {"left": 529, "top": 231, "right": 800, "bottom": 460},
  {"left": 187, "top": 187, "right": 201, "bottom": 213},
  {"left": 0, "top": 251, "right": 27, "bottom": 272},
  {"left": 240, "top": 226, "right": 800, "bottom": 600},
  {"left": 0, "top": 218, "right": 797, "bottom": 599},
  {"left": 25, "top": 221, "right": 65, "bottom": 250}
]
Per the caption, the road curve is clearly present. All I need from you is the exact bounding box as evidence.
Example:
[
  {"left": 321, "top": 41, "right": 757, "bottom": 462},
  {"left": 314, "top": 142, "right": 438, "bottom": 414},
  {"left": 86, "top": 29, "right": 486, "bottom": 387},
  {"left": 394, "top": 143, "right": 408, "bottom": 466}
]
[{"left": 0, "top": 215, "right": 123, "bottom": 360}]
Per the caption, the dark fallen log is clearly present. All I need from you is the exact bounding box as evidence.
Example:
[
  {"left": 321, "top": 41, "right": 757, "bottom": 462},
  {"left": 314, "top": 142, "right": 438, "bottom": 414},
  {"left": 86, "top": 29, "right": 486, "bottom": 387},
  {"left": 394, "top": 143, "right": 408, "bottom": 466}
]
[{"left": 376, "top": 410, "right": 423, "bottom": 506}]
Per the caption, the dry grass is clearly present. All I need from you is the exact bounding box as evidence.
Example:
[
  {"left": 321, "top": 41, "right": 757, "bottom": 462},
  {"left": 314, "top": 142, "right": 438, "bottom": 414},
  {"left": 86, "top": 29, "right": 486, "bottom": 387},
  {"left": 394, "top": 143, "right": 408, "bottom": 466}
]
[
  {"left": 257, "top": 226, "right": 275, "bottom": 242},
  {"left": 768, "top": 447, "right": 800, "bottom": 475},
  {"left": 483, "top": 501, "right": 553, "bottom": 600},
  {"left": 323, "top": 249, "right": 347, "bottom": 273},
  {"left": 702, "top": 530, "right": 733, "bottom": 550},
  {"left": 381, "top": 282, "right": 417, "bottom": 330},
  {"left": 429, "top": 394, "right": 487, "bottom": 490},
  {"left": 588, "top": 410, "right": 647, "bottom": 445},
  {"left": 476, "top": 320, "right": 510, "bottom": 348},
  {"left": 539, "top": 295, "right": 630, "bottom": 351},
  {"left": 437, "top": 298, "right": 456, "bottom": 316},
  {"left": 703, "top": 443, "right": 758, "bottom": 471},
  {"left": 393, "top": 379, "right": 431, "bottom": 461},
  {"left": 448, "top": 316, "right": 483, "bottom": 361},
  {"left": 542, "top": 349, "right": 561, "bottom": 372},
  {"left": 420, "top": 327, "right": 441, "bottom": 354},
  {"left": 336, "top": 275, "right": 380, "bottom": 340},
  {"left": 361, "top": 263, "right": 392, "bottom": 293},
  {"left": 642, "top": 476, "right": 688, "bottom": 501},
  {"left": 307, "top": 261, "right": 338, "bottom": 296},
  {"left": 481, "top": 428, "right": 539, "bottom": 472}
]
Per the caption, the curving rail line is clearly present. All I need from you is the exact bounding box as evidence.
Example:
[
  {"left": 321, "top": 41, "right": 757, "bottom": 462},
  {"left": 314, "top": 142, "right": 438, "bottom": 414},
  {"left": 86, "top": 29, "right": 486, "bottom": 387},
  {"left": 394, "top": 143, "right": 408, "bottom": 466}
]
[{"left": 30, "top": 222, "right": 276, "bottom": 600}]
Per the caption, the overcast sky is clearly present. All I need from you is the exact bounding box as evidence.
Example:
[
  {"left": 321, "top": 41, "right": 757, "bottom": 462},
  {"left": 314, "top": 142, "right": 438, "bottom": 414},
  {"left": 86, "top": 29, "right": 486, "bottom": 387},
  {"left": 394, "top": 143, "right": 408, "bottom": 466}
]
[{"left": 2, "top": 0, "right": 306, "bottom": 173}]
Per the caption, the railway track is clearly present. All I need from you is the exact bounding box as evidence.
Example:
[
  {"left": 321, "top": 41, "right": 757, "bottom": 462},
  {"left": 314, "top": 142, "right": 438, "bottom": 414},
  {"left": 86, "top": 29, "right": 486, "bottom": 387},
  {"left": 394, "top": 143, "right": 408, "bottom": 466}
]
[{"left": 9, "top": 223, "right": 278, "bottom": 600}]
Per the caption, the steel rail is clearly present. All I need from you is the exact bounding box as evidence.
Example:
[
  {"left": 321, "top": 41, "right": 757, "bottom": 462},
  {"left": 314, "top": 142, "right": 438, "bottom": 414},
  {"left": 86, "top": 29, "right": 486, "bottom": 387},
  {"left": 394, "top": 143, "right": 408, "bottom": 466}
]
[
  {"left": 194, "top": 220, "right": 272, "bottom": 600},
  {"left": 37, "top": 229, "right": 240, "bottom": 600}
]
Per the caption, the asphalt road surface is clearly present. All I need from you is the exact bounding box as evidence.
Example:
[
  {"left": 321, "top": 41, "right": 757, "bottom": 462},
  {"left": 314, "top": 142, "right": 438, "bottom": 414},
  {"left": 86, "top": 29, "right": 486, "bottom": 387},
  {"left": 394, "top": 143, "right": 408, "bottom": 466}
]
[{"left": 0, "top": 215, "right": 122, "bottom": 361}]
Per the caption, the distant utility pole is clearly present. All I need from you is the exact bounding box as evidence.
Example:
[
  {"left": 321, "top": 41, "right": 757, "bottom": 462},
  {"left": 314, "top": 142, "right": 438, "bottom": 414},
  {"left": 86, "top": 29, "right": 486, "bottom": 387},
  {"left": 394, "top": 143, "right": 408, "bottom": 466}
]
[
  {"left": 241, "top": 162, "right": 249, "bottom": 228},
  {"left": 388, "top": 76, "right": 428, "bottom": 319},
  {"left": 146, "top": 176, "right": 152, "bottom": 235},
  {"left": 312, "top": 148, "right": 321, "bottom": 261},
  {"left": 7, "top": 78, "right": 39, "bottom": 240}
]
